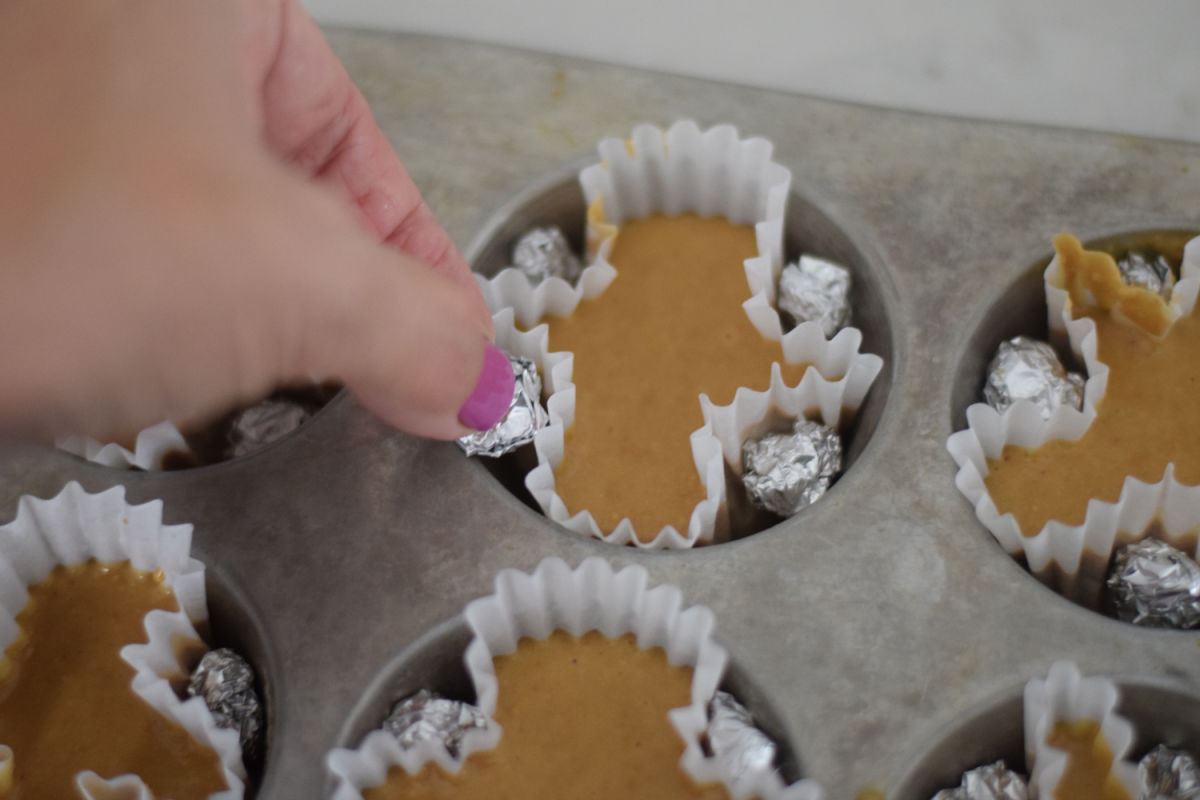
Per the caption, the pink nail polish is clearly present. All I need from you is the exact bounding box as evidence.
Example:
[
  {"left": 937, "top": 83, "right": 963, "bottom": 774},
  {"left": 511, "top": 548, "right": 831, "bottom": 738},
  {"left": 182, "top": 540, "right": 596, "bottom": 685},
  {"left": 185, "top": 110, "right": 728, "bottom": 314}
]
[{"left": 458, "top": 343, "right": 515, "bottom": 431}]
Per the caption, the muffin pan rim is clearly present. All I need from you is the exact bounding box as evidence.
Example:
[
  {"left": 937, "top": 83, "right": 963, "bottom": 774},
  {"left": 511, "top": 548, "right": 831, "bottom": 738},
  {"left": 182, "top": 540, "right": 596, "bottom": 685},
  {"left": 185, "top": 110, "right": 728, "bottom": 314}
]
[{"left": 4, "top": 27, "right": 1200, "bottom": 799}]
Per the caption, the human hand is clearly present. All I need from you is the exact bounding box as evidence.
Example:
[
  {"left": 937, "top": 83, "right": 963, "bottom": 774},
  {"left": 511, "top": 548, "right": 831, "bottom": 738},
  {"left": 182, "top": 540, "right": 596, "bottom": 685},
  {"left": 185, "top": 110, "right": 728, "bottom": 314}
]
[{"left": 0, "top": 0, "right": 510, "bottom": 444}]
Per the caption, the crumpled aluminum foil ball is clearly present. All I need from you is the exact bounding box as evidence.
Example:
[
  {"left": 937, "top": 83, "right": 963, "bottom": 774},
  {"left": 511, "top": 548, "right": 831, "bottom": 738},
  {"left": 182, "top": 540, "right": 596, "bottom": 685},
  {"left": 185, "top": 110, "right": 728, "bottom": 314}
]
[
  {"left": 777, "top": 255, "right": 852, "bottom": 338},
  {"left": 511, "top": 226, "right": 583, "bottom": 286},
  {"left": 707, "top": 691, "right": 777, "bottom": 784},
  {"left": 931, "top": 761, "right": 1029, "bottom": 800},
  {"left": 742, "top": 418, "right": 842, "bottom": 517},
  {"left": 982, "top": 336, "right": 1084, "bottom": 419},
  {"left": 457, "top": 353, "right": 549, "bottom": 457},
  {"left": 1117, "top": 251, "right": 1175, "bottom": 300},
  {"left": 1140, "top": 744, "right": 1200, "bottom": 800},
  {"left": 188, "top": 648, "right": 264, "bottom": 763},
  {"left": 225, "top": 397, "right": 311, "bottom": 459},
  {"left": 382, "top": 689, "right": 490, "bottom": 759},
  {"left": 1107, "top": 538, "right": 1200, "bottom": 629}
]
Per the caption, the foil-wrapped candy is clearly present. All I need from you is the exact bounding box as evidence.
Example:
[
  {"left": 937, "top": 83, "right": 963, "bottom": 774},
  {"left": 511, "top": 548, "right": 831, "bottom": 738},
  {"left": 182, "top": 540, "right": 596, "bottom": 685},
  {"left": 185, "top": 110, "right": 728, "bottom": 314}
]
[
  {"left": 931, "top": 761, "right": 1029, "bottom": 800},
  {"left": 777, "top": 255, "right": 853, "bottom": 338},
  {"left": 1140, "top": 744, "right": 1200, "bottom": 800},
  {"left": 742, "top": 419, "right": 842, "bottom": 517},
  {"left": 382, "top": 689, "right": 490, "bottom": 759},
  {"left": 1117, "top": 251, "right": 1175, "bottom": 300},
  {"left": 511, "top": 226, "right": 583, "bottom": 286},
  {"left": 226, "top": 397, "right": 311, "bottom": 459},
  {"left": 188, "top": 648, "right": 264, "bottom": 763},
  {"left": 1106, "top": 538, "right": 1200, "bottom": 629},
  {"left": 706, "top": 691, "right": 777, "bottom": 783},
  {"left": 982, "top": 336, "right": 1084, "bottom": 419},
  {"left": 457, "top": 353, "right": 549, "bottom": 457}
]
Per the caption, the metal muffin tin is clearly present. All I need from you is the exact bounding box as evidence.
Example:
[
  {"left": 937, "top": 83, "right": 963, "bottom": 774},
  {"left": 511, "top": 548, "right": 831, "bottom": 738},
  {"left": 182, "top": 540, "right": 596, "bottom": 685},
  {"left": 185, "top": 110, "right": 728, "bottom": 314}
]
[{"left": 2, "top": 27, "right": 1200, "bottom": 800}]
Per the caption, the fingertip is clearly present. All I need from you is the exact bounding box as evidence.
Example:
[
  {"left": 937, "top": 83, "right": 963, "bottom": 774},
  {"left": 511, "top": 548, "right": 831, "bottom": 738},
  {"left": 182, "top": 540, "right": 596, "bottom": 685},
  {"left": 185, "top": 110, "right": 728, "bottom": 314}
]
[{"left": 456, "top": 343, "right": 514, "bottom": 431}]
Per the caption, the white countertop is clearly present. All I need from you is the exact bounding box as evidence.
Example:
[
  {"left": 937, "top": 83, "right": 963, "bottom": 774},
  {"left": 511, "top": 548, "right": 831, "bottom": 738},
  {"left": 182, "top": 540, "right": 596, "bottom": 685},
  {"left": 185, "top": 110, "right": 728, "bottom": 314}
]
[{"left": 305, "top": 0, "right": 1200, "bottom": 144}]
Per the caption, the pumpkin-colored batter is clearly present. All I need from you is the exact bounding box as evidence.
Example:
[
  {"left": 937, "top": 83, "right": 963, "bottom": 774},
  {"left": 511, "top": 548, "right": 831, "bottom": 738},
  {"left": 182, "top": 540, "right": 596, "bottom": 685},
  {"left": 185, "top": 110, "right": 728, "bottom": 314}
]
[
  {"left": 546, "top": 213, "right": 814, "bottom": 537},
  {"left": 1045, "top": 719, "right": 1131, "bottom": 800},
  {"left": 985, "top": 233, "right": 1200, "bottom": 534},
  {"left": 366, "top": 630, "right": 733, "bottom": 800},
  {"left": 0, "top": 560, "right": 227, "bottom": 800}
]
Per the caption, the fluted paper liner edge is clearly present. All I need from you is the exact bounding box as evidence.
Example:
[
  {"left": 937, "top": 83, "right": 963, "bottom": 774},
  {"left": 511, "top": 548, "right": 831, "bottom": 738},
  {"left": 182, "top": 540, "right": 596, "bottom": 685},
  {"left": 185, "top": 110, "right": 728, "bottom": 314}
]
[
  {"left": 326, "top": 556, "right": 822, "bottom": 800},
  {"left": 57, "top": 420, "right": 190, "bottom": 471},
  {"left": 478, "top": 120, "right": 883, "bottom": 548},
  {"left": 947, "top": 235, "right": 1200, "bottom": 602},
  {"left": 0, "top": 482, "right": 245, "bottom": 799},
  {"left": 1022, "top": 661, "right": 1139, "bottom": 799}
]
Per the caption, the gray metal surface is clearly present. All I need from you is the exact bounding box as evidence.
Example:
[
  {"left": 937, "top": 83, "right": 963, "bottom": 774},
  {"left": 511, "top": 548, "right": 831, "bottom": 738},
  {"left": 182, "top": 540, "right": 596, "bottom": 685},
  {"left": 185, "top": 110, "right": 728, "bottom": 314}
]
[{"left": 2, "top": 27, "right": 1200, "bottom": 800}]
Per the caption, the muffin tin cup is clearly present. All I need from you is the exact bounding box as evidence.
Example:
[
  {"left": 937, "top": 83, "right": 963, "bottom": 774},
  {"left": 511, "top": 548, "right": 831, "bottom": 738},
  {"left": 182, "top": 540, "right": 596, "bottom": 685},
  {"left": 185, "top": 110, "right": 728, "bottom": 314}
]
[
  {"left": 0, "top": 482, "right": 246, "bottom": 799},
  {"left": 1023, "top": 661, "right": 1140, "bottom": 798},
  {"left": 479, "top": 120, "right": 883, "bottom": 548},
  {"left": 947, "top": 235, "right": 1200, "bottom": 605},
  {"left": 57, "top": 385, "right": 344, "bottom": 472},
  {"left": 326, "top": 556, "right": 822, "bottom": 800},
  {"left": 895, "top": 663, "right": 1200, "bottom": 800}
]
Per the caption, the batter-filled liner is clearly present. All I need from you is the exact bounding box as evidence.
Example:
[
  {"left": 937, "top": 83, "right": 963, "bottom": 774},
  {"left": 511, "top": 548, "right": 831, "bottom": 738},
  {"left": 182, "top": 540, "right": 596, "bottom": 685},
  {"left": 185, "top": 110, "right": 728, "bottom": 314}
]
[
  {"left": 0, "top": 482, "right": 246, "bottom": 799},
  {"left": 1023, "top": 661, "right": 1140, "bottom": 799},
  {"left": 326, "top": 556, "right": 823, "bottom": 800},
  {"left": 947, "top": 234, "right": 1200, "bottom": 605}
]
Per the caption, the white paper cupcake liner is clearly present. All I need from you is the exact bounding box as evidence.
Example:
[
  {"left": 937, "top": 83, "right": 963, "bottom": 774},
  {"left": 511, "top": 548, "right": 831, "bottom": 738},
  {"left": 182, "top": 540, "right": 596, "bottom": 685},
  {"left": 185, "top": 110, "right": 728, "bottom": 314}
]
[
  {"left": 0, "top": 482, "right": 245, "bottom": 799},
  {"left": 515, "top": 318, "right": 881, "bottom": 549},
  {"left": 1023, "top": 661, "right": 1140, "bottom": 799},
  {"left": 699, "top": 334, "right": 883, "bottom": 471},
  {"left": 476, "top": 256, "right": 617, "bottom": 331},
  {"left": 479, "top": 121, "right": 883, "bottom": 548},
  {"left": 947, "top": 235, "right": 1200, "bottom": 603},
  {"left": 327, "top": 556, "right": 823, "bottom": 800},
  {"left": 57, "top": 420, "right": 190, "bottom": 471}
]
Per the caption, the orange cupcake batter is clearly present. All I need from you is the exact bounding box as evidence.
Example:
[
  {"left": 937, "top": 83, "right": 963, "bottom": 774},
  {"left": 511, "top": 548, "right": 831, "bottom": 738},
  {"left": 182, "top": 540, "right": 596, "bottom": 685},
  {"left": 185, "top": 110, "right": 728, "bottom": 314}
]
[
  {"left": 1045, "top": 719, "right": 1131, "bottom": 800},
  {"left": 546, "top": 213, "right": 813, "bottom": 537},
  {"left": 366, "top": 630, "right": 733, "bottom": 800},
  {"left": 985, "top": 233, "right": 1200, "bottom": 534},
  {"left": 0, "top": 561, "right": 227, "bottom": 800}
]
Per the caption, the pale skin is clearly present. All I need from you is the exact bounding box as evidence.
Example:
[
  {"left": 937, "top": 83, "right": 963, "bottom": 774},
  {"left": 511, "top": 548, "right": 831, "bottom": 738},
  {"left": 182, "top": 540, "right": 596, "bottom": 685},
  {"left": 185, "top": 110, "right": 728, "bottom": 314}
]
[{"left": 0, "top": 0, "right": 495, "bottom": 444}]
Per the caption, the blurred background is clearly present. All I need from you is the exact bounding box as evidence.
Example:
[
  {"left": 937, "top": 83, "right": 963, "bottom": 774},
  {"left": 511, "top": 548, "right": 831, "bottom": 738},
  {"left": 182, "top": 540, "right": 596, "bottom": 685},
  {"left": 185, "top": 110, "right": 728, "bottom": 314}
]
[{"left": 302, "top": 0, "right": 1199, "bottom": 144}]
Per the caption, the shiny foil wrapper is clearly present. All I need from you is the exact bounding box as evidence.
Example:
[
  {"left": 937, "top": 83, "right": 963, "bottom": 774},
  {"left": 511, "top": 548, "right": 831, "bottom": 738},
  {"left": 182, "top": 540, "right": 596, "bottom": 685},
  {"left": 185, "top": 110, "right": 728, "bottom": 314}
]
[
  {"left": 226, "top": 397, "right": 310, "bottom": 459},
  {"left": 741, "top": 419, "right": 842, "bottom": 517},
  {"left": 188, "top": 648, "right": 264, "bottom": 763},
  {"left": 457, "top": 353, "right": 549, "bottom": 457},
  {"left": 382, "top": 689, "right": 490, "bottom": 759},
  {"left": 931, "top": 761, "right": 1029, "bottom": 800},
  {"left": 511, "top": 226, "right": 583, "bottom": 286},
  {"left": 777, "top": 255, "right": 853, "bottom": 338},
  {"left": 707, "top": 691, "right": 776, "bottom": 782},
  {"left": 1106, "top": 538, "right": 1200, "bottom": 629},
  {"left": 982, "top": 336, "right": 1084, "bottom": 419},
  {"left": 1117, "top": 251, "right": 1175, "bottom": 300},
  {"left": 1140, "top": 744, "right": 1200, "bottom": 800}
]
